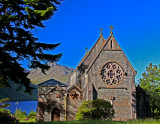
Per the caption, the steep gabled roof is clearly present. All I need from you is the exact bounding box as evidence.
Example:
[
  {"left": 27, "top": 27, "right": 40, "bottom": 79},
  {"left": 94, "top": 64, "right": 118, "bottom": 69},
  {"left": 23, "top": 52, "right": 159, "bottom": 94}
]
[
  {"left": 38, "top": 79, "right": 67, "bottom": 87},
  {"left": 85, "top": 35, "right": 112, "bottom": 73},
  {"left": 75, "top": 35, "right": 105, "bottom": 70},
  {"left": 85, "top": 34, "right": 137, "bottom": 75}
]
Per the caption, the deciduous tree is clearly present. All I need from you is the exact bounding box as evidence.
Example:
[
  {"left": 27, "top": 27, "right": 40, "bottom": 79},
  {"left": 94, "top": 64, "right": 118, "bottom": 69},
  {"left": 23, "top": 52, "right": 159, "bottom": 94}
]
[{"left": 139, "top": 63, "right": 160, "bottom": 118}]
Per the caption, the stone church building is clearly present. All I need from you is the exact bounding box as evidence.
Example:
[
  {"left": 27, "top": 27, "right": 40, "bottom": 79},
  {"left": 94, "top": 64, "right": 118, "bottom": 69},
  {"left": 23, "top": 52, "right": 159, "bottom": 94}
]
[{"left": 36, "top": 26, "right": 148, "bottom": 121}]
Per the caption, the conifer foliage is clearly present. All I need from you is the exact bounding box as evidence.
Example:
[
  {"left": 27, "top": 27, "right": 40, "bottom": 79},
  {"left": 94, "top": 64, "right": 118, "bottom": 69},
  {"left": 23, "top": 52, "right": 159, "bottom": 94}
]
[{"left": 0, "top": 0, "right": 62, "bottom": 93}]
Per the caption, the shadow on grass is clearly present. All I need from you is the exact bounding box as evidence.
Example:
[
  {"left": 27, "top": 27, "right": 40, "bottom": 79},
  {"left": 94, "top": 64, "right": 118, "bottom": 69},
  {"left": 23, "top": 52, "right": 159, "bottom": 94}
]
[{"left": 20, "top": 120, "right": 125, "bottom": 124}]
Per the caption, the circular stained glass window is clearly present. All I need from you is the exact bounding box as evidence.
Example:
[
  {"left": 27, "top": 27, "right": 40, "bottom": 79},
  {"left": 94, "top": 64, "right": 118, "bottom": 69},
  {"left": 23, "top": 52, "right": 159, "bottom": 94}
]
[
  {"left": 70, "top": 91, "right": 79, "bottom": 99},
  {"left": 100, "top": 62, "right": 123, "bottom": 85}
]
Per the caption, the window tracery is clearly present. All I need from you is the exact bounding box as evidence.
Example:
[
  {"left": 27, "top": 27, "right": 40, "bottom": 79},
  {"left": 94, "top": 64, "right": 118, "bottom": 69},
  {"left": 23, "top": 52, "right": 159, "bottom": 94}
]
[
  {"left": 100, "top": 62, "right": 123, "bottom": 85},
  {"left": 70, "top": 91, "right": 79, "bottom": 99}
]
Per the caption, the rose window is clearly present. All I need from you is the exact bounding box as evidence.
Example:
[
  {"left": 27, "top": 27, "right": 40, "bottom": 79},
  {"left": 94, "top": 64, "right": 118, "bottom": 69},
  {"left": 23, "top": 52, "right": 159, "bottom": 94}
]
[
  {"left": 70, "top": 91, "right": 79, "bottom": 99},
  {"left": 100, "top": 62, "right": 123, "bottom": 85}
]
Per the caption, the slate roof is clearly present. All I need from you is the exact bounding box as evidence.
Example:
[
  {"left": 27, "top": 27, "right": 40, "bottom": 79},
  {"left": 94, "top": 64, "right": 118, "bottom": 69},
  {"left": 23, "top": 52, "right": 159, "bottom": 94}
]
[{"left": 38, "top": 79, "right": 67, "bottom": 87}]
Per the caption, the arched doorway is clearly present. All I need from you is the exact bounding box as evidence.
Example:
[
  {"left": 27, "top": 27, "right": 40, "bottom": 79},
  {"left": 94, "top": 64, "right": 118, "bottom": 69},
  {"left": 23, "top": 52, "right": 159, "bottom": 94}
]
[{"left": 52, "top": 107, "right": 60, "bottom": 121}]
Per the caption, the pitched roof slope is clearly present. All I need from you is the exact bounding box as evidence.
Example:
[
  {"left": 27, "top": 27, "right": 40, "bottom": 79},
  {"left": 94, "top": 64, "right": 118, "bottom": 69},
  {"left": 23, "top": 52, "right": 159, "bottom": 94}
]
[
  {"left": 86, "top": 34, "right": 137, "bottom": 75},
  {"left": 75, "top": 35, "right": 105, "bottom": 71},
  {"left": 67, "top": 85, "right": 83, "bottom": 93},
  {"left": 38, "top": 79, "right": 67, "bottom": 87}
]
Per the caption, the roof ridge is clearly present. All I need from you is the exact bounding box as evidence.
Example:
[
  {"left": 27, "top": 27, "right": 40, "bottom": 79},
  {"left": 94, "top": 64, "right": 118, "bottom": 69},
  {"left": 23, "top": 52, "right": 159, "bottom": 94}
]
[
  {"left": 85, "top": 35, "right": 137, "bottom": 75},
  {"left": 76, "top": 35, "right": 105, "bottom": 68},
  {"left": 86, "top": 35, "right": 112, "bottom": 73},
  {"left": 38, "top": 78, "right": 67, "bottom": 87},
  {"left": 67, "top": 84, "right": 83, "bottom": 92},
  {"left": 111, "top": 35, "right": 137, "bottom": 75}
]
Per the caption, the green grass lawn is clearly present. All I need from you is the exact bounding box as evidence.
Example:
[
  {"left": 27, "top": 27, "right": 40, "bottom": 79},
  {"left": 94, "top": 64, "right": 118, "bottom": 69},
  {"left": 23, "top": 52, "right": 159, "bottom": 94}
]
[
  {"left": 19, "top": 119, "right": 160, "bottom": 124},
  {"left": 20, "top": 119, "right": 160, "bottom": 124},
  {"left": 127, "top": 119, "right": 160, "bottom": 124}
]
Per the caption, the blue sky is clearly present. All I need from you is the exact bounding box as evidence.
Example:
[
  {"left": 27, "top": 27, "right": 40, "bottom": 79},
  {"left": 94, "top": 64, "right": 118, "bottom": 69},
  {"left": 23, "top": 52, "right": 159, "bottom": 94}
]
[{"left": 31, "top": 0, "right": 160, "bottom": 83}]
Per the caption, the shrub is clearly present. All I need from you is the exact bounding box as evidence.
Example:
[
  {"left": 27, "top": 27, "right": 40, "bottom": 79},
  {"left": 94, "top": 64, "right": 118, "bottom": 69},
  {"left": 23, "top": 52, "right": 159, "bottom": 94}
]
[
  {"left": 15, "top": 108, "right": 27, "bottom": 120},
  {"left": 76, "top": 99, "right": 115, "bottom": 120},
  {"left": 28, "top": 110, "right": 36, "bottom": 119},
  {"left": 0, "top": 98, "right": 19, "bottom": 123},
  {"left": 0, "top": 98, "right": 10, "bottom": 108},
  {"left": 0, "top": 108, "right": 11, "bottom": 115}
]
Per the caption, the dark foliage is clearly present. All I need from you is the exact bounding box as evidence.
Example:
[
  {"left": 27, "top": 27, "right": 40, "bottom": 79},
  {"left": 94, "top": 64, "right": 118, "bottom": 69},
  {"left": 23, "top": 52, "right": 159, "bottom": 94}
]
[
  {"left": 0, "top": 0, "right": 63, "bottom": 93},
  {"left": 136, "top": 85, "right": 151, "bottom": 118},
  {"left": 0, "top": 111, "right": 19, "bottom": 123}
]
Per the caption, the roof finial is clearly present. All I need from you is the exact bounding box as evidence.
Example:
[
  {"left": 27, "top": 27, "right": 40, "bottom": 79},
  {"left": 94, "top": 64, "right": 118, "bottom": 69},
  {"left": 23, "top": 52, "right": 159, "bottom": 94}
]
[
  {"left": 109, "top": 25, "right": 114, "bottom": 35},
  {"left": 85, "top": 47, "right": 88, "bottom": 53},
  {"left": 100, "top": 28, "right": 103, "bottom": 36}
]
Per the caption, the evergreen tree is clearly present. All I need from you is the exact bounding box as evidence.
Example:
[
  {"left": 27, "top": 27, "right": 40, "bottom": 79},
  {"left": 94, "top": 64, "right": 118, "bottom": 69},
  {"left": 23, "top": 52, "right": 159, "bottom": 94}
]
[
  {"left": 139, "top": 63, "right": 160, "bottom": 118},
  {"left": 0, "top": 0, "right": 62, "bottom": 93}
]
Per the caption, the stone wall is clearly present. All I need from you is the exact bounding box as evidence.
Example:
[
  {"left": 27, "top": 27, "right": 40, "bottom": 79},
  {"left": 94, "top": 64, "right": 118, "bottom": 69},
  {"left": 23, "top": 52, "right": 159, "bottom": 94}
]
[
  {"left": 66, "top": 86, "right": 83, "bottom": 121},
  {"left": 37, "top": 86, "right": 67, "bottom": 121}
]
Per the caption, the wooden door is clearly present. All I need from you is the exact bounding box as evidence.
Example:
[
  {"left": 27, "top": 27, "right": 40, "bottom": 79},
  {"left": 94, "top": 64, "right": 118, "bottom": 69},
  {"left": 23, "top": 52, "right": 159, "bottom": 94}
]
[{"left": 52, "top": 108, "right": 60, "bottom": 121}]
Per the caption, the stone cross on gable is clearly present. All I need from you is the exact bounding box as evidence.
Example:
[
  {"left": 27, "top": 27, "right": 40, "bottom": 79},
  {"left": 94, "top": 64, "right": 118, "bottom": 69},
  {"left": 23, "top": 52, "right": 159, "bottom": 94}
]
[
  {"left": 85, "top": 47, "right": 88, "bottom": 53},
  {"left": 100, "top": 28, "right": 103, "bottom": 36},
  {"left": 109, "top": 25, "right": 114, "bottom": 35}
]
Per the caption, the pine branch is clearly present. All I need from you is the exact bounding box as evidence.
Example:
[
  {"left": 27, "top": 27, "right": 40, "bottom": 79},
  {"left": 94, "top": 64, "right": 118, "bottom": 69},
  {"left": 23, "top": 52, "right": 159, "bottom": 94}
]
[{"left": 0, "top": 0, "right": 63, "bottom": 93}]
